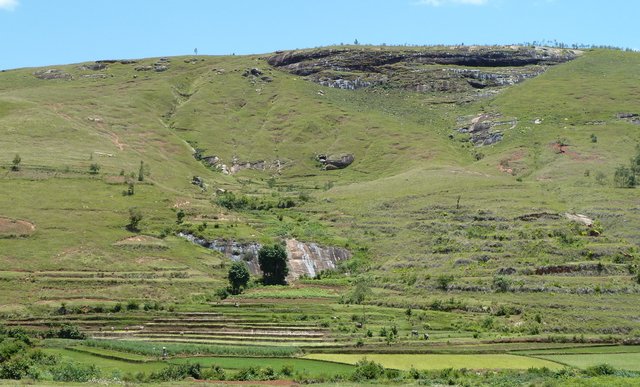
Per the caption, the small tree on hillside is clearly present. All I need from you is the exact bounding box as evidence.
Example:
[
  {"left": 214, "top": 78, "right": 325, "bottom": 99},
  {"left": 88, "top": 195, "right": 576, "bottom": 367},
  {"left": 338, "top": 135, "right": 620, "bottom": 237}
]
[
  {"left": 138, "top": 161, "right": 145, "bottom": 182},
  {"left": 11, "top": 154, "right": 21, "bottom": 171},
  {"left": 127, "top": 207, "right": 142, "bottom": 232},
  {"left": 228, "top": 261, "right": 250, "bottom": 294},
  {"left": 258, "top": 243, "right": 289, "bottom": 285},
  {"left": 614, "top": 165, "right": 636, "bottom": 188},
  {"left": 436, "top": 274, "right": 454, "bottom": 291},
  {"left": 176, "top": 209, "right": 185, "bottom": 224},
  {"left": 89, "top": 163, "right": 101, "bottom": 174},
  {"left": 350, "top": 276, "right": 372, "bottom": 327}
]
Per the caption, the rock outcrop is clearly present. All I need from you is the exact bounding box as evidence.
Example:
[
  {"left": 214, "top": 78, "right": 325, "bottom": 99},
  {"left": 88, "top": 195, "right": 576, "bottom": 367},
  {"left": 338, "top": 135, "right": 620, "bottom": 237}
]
[
  {"left": 455, "top": 113, "right": 517, "bottom": 146},
  {"left": 316, "top": 154, "right": 354, "bottom": 170},
  {"left": 617, "top": 113, "right": 640, "bottom": 125},
  {"left": 178, "top": 233, "right": 351, "bottom": 281},
  {"left": 200, "top": 155, "right": 285, "bottom": 175},
  {"left": 33, "top": 69, "right": 72, "bottom": 80},
  {"left": 267, "top": 46, "right": 580, "bottom": 95}
]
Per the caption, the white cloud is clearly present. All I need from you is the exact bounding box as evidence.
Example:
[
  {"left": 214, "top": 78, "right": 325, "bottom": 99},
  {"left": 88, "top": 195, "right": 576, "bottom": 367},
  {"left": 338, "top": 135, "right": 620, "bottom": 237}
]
[
  {"left": 0, "top": 0, "right": 18, "bottom": 11},
  {"left": 415, "top": 0, "right": 488, "bottom": 6}
]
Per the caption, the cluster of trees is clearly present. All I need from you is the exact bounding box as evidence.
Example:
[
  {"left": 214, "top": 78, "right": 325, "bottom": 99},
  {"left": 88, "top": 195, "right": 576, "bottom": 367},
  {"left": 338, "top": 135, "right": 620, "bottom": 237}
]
[{"left": 614, "top": 145, "right": 640, "bottom": 188}]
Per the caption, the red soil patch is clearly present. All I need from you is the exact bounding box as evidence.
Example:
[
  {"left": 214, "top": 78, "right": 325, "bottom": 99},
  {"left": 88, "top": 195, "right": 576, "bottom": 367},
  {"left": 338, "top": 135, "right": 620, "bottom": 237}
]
[
  {"left": 498, "top": 149, "right": 527, "bottom": 175},
  {"left": 549, "top": 143, "right": 601, "bottom": 162},
  {"left": 0, "top": 217, "right": 36, "bottom": 237}
]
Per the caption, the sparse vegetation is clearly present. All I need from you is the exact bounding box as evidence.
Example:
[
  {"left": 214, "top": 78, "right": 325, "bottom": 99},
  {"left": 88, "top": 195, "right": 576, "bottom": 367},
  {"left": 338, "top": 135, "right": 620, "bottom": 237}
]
[{"left": 11, "top": 154, "right": 21, "bottom": 171}]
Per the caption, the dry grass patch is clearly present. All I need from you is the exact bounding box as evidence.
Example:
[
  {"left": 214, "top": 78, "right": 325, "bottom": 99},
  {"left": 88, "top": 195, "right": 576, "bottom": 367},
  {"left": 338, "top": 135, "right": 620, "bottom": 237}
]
[
  {"left": 0, "top": 216, "right": 36, "bottom": 237},
  {"left": 114, "top": 235, "right": 168, "bottom": 249}
]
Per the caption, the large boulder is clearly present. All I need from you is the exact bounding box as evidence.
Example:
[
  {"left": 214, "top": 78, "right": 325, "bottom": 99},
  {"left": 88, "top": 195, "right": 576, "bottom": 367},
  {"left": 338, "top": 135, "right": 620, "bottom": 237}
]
[{"left": 317, "top": 154, "right": 354, "bottom": 170}]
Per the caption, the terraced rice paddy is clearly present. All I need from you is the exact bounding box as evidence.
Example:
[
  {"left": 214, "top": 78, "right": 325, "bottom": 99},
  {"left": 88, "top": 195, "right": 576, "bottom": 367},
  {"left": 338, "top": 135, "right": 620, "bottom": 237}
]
[
  {"left": 169, "top": 356, "right": 355, "bottom": 376},
  {"left": 535, "top": 353, "right": 640, "bottom": 371},
  {"left": 42, "top": 348, "right": 166, "bottom": 374},
  {"left": 304, "top": 353, "right": 565, "bottom": 370}
]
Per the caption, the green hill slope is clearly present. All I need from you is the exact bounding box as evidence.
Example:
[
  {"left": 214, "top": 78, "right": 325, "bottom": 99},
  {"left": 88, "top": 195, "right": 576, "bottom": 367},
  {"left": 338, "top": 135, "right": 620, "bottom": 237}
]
[{"left": 1, "top": 46, "right": 639, "bottom": 343}]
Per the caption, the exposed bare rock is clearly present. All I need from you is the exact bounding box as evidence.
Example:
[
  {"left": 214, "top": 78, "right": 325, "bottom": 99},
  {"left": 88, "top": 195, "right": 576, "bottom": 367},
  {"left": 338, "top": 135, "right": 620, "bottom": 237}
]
[
  {"left": 617, "top": 112, "right": 640, "bottom": 125},
  {"left": 285, "top": 239, "right": 351, "bottom": 280},
  {"left": 268, "top": 46, "right": 579, "bottom": 69},
  {"left": 455, "top": 113, "right": 517, "bottom": 146},
  {"left": 201, "top": 155, "right": 285, "bottom": 175},
  {"left": 191, "top": 176, "right": 205, "bottom": 189},
  {"left": 135, "top": 64, "right": 169, "bottom": 72},
  {"left": 33, "top": 69, "right": 72, "bottom": 80},
  {"left": 81, "top": 74, "right": 109, "bottom": 79},
  {"left": 78, "top": 63, "right": 108, "bottom": 71},
  {"left": 564, "top": 213, "right": 593, "bottom": 227},
  {"left": 317, "top": 76, "right": 382, "bottom": 90},
  {"left": 153, "top": 65, "right": 168, "bottom": 72},
  {"left": 230, "top": 156, "right": 285, "bottom": 174},
  {"left": 87, "top": 116, "right": 103, "bottom": 123},
  {"left": 243, "top": 68, "right": 263, "bottom": 77},
  {"left": 267, "top": 46, "right": 580, "bottom": 94},
  {"left": 178, "top": 233, "right": 351, "bottom": 281},
  {"left": 317, "top": 154, "right": 354, "bottom": 170}
]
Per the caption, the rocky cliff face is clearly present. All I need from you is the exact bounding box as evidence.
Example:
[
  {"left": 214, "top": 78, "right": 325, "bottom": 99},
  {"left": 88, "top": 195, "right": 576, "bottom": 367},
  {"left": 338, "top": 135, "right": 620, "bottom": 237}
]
[
  {"left": 267, "top": 46, "right": 580, "bottom": 94},
  {"left": 179, "top": 233, "right": 350, "bottom": 281}
]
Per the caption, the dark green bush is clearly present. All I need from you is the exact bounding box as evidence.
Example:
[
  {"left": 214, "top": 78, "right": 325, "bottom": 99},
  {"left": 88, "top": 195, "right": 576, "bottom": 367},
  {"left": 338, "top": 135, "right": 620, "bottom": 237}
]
[
  {"left": 0, "top": 354, "right": 31, "bottom": 379},
  {"left": 351, "top": 358, "right": 385, "bottom": 381},
  {"left": 436, "top": 274, "right": 454, "bottom": 290},
  {"left": 150, "top": 362, "right": 201, "bottom": 381},
  {"left": 56, "top": 324, "right": 86, "bottom": 340},
  {"left": 235, "top": 366, "right": 261, "bottom": 381},
  {"left": 585, "top": 363, "right": 616, "bottom": 376},
  {"left": 51, "top": 362, "right": 100, "bottom": 382},
  {"left": 492, "top": 276, "right": 512, "bottom": 292},
  {"left": 614, "top": 165, "right": 636, "bottom": 188}
]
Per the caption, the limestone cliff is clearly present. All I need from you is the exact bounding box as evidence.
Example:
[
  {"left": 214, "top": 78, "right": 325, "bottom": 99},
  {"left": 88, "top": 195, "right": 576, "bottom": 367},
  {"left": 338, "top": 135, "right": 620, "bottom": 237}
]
[
  {"left": 179, "top": 233, "right": 350, "bottom": 281},
  {"left": 267, "top": 45, "right": 580, "bottom": 94}
]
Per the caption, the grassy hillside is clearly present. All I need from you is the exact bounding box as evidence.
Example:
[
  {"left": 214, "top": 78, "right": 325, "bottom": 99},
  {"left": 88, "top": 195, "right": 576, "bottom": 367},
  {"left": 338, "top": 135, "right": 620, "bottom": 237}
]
[{"left": 1, "top": 46, "right": 640, "bottom": 383}]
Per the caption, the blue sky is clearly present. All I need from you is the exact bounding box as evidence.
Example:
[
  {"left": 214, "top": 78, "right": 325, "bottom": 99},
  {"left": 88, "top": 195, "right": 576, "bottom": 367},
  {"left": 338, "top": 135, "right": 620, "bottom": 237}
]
[{"left": 0, "top": 0, "right": 637, "bottom": 70}]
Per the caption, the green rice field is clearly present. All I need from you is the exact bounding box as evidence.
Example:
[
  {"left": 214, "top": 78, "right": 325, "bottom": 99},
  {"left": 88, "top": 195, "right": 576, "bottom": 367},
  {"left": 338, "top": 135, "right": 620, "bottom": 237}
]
[{"left": 304, "top": 353, "right": 564, "bottom": 370}]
